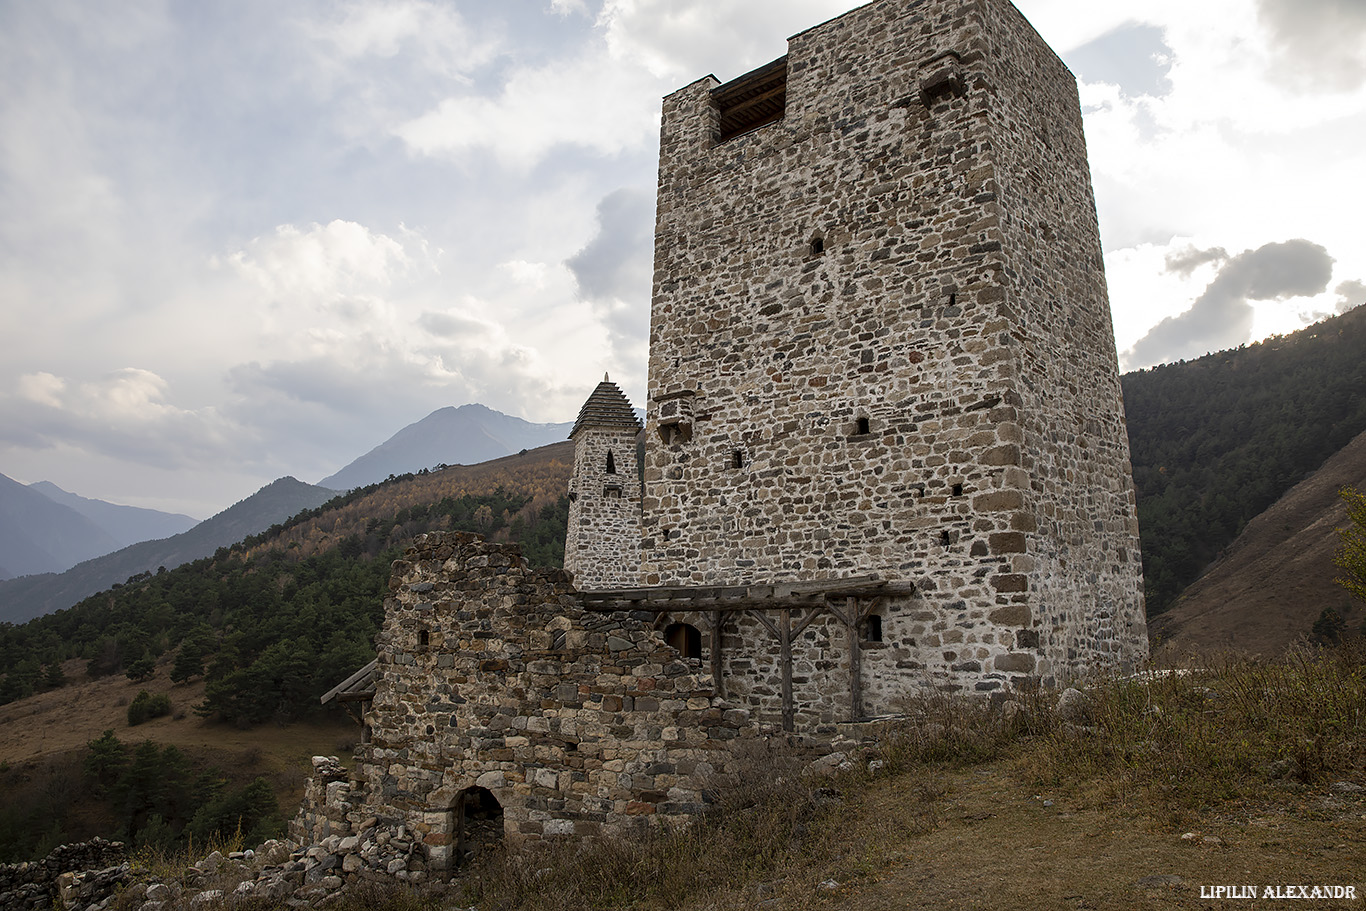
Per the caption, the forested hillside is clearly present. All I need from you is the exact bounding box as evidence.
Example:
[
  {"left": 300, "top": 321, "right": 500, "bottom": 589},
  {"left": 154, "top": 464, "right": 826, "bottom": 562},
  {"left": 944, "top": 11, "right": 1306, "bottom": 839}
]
[
  {"left": 0, "top": 444, "right": 573, "bottom": 720},
  {"left": 0, "top": 477, "right": 339, "bottom": 624},
  {"left": 1123, "top": 304, "right": 1366, "bottom": 615}
]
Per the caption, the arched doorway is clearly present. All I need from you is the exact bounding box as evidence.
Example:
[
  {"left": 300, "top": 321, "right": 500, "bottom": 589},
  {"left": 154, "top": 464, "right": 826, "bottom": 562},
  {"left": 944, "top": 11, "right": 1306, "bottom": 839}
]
[{"left": 448, "top": 786, "right": 503, "bottom": 869}]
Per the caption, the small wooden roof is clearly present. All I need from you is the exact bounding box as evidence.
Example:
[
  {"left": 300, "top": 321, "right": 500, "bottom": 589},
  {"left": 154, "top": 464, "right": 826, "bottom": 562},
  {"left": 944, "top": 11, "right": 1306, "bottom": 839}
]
[
  {"left": 570, "top": 376, "right": 641, "bottom": 438},
  {"left": 712, "top": 56, "right": 788, "bottom": 142},
  {"left": 320, "top": 659, "right": 376, "bottom": 704}
]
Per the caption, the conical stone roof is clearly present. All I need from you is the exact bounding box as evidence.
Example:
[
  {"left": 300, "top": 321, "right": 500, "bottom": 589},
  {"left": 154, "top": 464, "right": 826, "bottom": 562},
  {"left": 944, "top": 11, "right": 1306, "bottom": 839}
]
[{"left": 570, "top": 375, "right": 641, "bottom": 438}]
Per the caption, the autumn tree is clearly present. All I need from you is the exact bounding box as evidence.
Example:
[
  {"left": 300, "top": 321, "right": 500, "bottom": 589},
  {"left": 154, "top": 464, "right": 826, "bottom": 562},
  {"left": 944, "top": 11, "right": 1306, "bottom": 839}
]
[{"left": 1336, "top": 486, "right": 1366, "bottom": 605}]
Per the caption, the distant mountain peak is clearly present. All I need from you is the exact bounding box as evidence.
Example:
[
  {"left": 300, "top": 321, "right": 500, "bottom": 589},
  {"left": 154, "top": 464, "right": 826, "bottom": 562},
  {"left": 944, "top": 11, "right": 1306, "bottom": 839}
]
[
  {"left": 318, "top": 403, "right": 572, "bottom": 492},
  {"left": 27, "top": 480, "right": 198, "bottom": 549}
]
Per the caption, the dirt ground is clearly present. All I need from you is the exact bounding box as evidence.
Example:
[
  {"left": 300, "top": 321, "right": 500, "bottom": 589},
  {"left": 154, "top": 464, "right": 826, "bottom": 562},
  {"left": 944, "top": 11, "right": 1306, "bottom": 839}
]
[{"left": 775, "top": 763, "right": 1366, "bottom": 911}]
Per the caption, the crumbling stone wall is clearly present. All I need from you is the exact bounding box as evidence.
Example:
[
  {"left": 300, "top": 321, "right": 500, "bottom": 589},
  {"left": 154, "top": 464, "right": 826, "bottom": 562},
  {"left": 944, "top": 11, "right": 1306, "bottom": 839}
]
[
  {"left": 638, "top": 0, "right": 1146, "bottom": 692},
  {"left": 0, "top": 838, "right": 126, "bottom": 911},
  {"left": 350, "top": 532, "right": 757, "bottom": 871}
]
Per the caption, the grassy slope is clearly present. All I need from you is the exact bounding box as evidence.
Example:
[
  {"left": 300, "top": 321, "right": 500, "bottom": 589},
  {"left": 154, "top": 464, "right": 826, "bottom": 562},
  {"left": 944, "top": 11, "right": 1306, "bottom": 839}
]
[
  {"left": 1151, "top": 429, "right": 1366, "bottom": 657},
  {"left": 0, "top": 659, "right": 354, "bottom": 769},
  {"left": 0, "top": 657, "right": 354, "bottom": 853}
]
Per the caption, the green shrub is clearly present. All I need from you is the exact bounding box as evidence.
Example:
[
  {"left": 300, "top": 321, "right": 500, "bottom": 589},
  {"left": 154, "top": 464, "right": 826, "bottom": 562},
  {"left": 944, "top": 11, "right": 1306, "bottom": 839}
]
[{"left": 127, "top": 690, "right": 171, "bottom": 726}]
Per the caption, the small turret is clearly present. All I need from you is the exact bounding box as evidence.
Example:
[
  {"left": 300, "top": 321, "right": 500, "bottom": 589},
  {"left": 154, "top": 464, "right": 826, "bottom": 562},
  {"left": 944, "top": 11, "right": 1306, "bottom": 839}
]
[{"left": 564, "top": 375, "right": 642, "bottom": 590}]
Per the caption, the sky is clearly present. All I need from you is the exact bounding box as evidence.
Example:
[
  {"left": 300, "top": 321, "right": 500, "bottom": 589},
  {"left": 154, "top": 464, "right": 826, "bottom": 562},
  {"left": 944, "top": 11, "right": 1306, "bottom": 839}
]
[{"left": 1, "top": 0, "right": 1363, "bottom": 519}]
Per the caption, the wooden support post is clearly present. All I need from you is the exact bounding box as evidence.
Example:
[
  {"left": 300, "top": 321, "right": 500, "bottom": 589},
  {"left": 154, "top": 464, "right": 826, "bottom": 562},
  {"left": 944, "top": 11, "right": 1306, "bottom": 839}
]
[
  {"left": 847, "top": 597, "right": 863, "bottom": 721},
  {"left": 709, "top": 611, "right": 725, "bottom": 697},
  {"left": 454, "top": 790, "right": 467, "bottom": 866},
  {"left": 780, "top": 608, "right": 794, "bottom": 732}
]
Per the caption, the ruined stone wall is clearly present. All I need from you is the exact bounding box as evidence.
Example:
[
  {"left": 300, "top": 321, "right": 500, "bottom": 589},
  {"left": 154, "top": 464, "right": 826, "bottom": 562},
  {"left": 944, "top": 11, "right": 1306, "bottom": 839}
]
[
  {"left": 353, "top": 533, "right": 755, "bottom": 870},
  {"left": 640, "top": 0, "right": 1113, "bottom": 693},
  {"left": 975, "top": 0, "right": 1148, "bottom": 678},
  {"left": 565, "top": 426, "right": 642, "bottom": 590},
  {"left": 0, "top": 839, "right": 127, "bottom": 911}
]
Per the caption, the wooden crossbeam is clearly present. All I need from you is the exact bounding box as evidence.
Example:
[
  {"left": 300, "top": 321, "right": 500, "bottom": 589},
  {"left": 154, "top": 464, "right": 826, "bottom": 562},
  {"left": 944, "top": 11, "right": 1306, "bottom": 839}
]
[{"left": 581, "top": 576, "right": 909, "bottom": 612}]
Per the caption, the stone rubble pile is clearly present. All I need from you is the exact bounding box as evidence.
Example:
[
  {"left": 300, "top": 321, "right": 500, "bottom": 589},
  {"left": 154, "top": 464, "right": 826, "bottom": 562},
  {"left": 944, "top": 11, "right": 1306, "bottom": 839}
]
[
  {"left": 122, "top": 826, "right": 428, "bottom": 911},
  {"left": 0, "top": 838, "right": 127, "bottom": 911}
]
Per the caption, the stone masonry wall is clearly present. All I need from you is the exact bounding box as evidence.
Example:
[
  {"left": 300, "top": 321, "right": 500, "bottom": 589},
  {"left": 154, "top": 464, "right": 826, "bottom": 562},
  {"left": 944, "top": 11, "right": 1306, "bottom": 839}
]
[
  {"left": 351, "top": 532, "right": 757, "bottom": 872},
  {"left": 639, "top": 0, "right": 1145, "bottom": 687},
  {"left": 975, "top": 0, "right": 1148, "bottom": 677},
  {"left": 565, "top": 426, "right": 642, "bottom": 590}
]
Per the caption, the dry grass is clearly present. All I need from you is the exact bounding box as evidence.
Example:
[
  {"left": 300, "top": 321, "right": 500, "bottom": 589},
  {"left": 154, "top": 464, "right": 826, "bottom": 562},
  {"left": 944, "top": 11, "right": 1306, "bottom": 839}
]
[{"left": 1022, "top": 642, "right": 1366, "bottom": 821}]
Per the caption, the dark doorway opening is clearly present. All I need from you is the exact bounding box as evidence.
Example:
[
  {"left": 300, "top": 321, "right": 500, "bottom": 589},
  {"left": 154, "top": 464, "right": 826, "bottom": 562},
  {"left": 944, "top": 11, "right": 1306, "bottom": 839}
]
[
  {"left": 664, "top": 622, "right": 703, "bottom": 659},
  {"left": 450, "top": 786, "right": 503, "bottom": 868}
]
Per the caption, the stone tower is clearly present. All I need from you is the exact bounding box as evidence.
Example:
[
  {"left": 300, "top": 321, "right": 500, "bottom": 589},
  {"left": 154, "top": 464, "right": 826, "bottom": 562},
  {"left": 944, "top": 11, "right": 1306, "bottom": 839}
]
[
  {"left": 639, "top": 0, "right": 1147, "bottom": 681},
  {"left": 564, "top": 375, "right": 642, "bottom": 590}
]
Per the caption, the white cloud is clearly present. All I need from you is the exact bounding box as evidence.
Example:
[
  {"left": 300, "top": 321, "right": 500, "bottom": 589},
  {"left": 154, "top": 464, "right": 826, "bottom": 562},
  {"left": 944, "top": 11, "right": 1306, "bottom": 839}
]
[
  {"left": 223, "top": 219, "right": 412, "bottom": 301},
  {"left": 305, "top": 0, "right": 501, "bottom": 85},
  {"left": 17, "top": 373, "right": 67, "bottom": 409},
  {"left": 2, "top": 0, "right": 1363, "bottom": 514},
  {"left": 498, "top": 259, "right": 553, "bottom": 290},
  {"left": 550, "top": 0, "right": 590, "bottom": 16},
  {"left": 1122, "top": 239, "right": 1335, "bottom": 368},
  {"left": 597, "top": 0, "right": 862, "bottom": 82},
  {"left": 1257, "top": 0, "right": 1366, "bottom": 92},
  {"left": 1336, "top": 280, "right": 1366, "bottom": 315},
  {"left": 395, "top": 48, "right": 662, "bottom": 168},
  {"left": 0, "top": 368, "right": 241, "bottom": 469}
]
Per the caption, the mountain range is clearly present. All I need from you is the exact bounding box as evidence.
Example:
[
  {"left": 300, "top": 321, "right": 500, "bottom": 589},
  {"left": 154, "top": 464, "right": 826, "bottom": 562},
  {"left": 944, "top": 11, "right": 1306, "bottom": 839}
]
[
  {"left": 0, "top": 472, "right": 120, "bottom": 580},
  {"left": 317, "top": 403, "right": 572, "bottom": 491},
  {"left": 5, "top": 300, "right": 1366, "bottom": 645},
  {"left": 0, "top": 477, "right": 338, "bottom": 625},
  {"left": 0, "top": 402, "right": 575, "bottom": 623},
  {"left": 28, "top": 481, "right": 197, "bottom": 547}
]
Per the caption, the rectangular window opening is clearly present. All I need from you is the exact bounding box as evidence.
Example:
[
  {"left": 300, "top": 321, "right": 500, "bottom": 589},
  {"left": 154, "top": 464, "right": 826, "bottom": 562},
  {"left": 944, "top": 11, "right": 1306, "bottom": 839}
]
[{"left": 712, "top": 56, "right": 787, "bottom": 143}]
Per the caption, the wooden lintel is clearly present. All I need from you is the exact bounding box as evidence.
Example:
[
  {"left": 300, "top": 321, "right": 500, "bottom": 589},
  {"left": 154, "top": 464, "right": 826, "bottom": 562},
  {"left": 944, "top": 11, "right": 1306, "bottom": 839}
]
[{"left": 580, "top": 575, "right": 910, "bottom": 613}]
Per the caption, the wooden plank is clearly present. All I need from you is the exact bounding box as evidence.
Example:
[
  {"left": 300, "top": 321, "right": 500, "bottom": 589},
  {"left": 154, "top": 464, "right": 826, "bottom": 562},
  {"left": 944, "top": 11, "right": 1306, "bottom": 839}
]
[
  {"left": 747, "top": 608, "right": 780, "bottom": 640},
  {"left": 320, "top": 658, "right": 377, "bottom": 704},
  {"left": 718, "top": 82, "right": 787, "bottom": 121},
  {"left": 710, "top": 55, "right": 788, "bottom": 102},
  {"left": 790, "top": 606, "right": 826, "bottom": 639}
]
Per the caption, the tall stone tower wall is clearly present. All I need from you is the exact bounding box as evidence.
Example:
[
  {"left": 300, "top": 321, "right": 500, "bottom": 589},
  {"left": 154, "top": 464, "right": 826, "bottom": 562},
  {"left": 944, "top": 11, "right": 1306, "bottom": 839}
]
[
  {"left": 973, "top": 0, "right": 1147, "bottom": 674},
  {"left": 640, "top": 0, "right": 1146, "bottom": 680}
]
